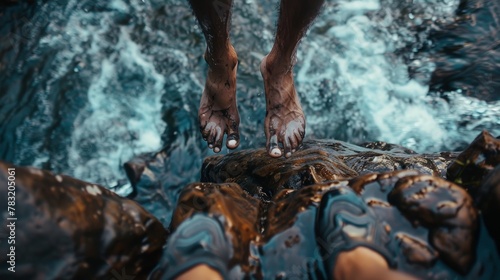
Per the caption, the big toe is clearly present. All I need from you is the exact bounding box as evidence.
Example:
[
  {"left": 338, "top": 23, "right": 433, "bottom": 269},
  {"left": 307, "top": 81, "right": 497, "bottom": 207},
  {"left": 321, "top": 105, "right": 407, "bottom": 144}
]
[
  {"left": 226, "top": 134, "right": 239, "bottom": 149},
  {"left": 226, "top": 126, "right": 240, "bottom": 149},
  {"left": 268, "top": 135, "right": 282, "bottom": 158}
]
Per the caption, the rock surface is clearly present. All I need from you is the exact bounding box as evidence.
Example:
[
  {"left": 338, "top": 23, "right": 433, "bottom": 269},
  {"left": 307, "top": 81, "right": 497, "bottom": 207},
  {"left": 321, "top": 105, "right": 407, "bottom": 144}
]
[
  {"left": 447, "top": 130, "right": 500, "bottom": 197},
  {"left": 1, "top": 131, "right": 499, "bottom": 279},
  {"left": 479, "top": 166, "right": 500, "bottom": 252},
  {"left": 446, "top": 130, "right": 500, "bottom": 253},
  {"left": 200, "top": 140, "right": 457, "bottom": 200},
  {"left": 138, "top": 133, "right": 499, "bottom": 279},
  {"left": 0, "top": 161, "right": 167, "bottom": 279}
]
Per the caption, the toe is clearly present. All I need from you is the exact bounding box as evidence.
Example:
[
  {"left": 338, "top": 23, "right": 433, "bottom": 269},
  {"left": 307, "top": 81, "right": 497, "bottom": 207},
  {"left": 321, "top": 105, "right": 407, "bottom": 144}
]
[
  {"left": 201, "top": 125, "right": 210, "bottom": 141},
  {"left": 226, "top": 127, "right": 240, "bottom": 150},
  {"left": 226, "top": 135, "right": 239, "bottom": 149},
  {"left": 202, "top": 132, "right": 209, "bottom": 141},
  {"left": 207, "top": 125, "right": 217, "bottom": 149},
  {"left": 292, "top": 130, "right": 302, "bottom": 149},
  {"left": 289, "top": 131, "right": 299, "bottom": 150},
  {"left": 298, "top": 127, "right": 305, "bottom": 140},
  {"left": 213, "top": 126, "right": 224, "bottom": 153},
  {"left": 284, "top": 137, "right": 292, "bottom": 158},
  {"left": 268, "top": 135, "right": 282, "bottom": 157}
]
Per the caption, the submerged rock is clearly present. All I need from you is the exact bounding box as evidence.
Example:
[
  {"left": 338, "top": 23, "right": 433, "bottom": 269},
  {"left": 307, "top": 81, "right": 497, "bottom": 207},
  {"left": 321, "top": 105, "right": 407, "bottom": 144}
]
[{"left": 0, "top": 161, "right": 167, "bottom": 279}]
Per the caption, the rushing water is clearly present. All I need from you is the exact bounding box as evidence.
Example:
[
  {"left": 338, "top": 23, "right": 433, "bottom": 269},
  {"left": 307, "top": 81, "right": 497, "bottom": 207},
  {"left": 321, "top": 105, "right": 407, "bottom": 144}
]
[{"left": 0, "top": 0, "right": 499, "bottom": 192}]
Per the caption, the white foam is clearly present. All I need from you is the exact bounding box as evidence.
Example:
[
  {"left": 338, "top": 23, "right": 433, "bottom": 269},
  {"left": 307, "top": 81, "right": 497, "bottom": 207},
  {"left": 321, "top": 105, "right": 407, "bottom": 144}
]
[
  {"left": 297, "top": 0, "right": 466, "bottom": 152},
  {"left": 59, "top": 0, "right": 165, "bottom": 186}
]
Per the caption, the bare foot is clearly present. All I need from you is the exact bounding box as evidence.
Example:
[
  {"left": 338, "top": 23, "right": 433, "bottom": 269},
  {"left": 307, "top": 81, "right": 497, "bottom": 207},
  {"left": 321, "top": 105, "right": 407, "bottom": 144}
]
[
  {"left": 199, "top": 46, "right": 240, "bottom": 153},
  {"left": 260, "top": 55, "right": 305, "bottom": 158}
]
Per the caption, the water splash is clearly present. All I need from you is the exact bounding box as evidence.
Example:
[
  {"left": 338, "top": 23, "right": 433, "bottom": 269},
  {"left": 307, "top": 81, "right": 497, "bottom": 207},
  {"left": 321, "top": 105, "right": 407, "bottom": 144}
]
[{"left": 1, "top": 0, "right": 499, "bottom": 190}]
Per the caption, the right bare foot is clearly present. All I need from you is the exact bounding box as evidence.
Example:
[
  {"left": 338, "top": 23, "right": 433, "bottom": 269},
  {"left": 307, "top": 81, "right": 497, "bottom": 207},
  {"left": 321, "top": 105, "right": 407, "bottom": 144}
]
[
  {"left": 199, "top": 45, "right": 240, "bottom": 153},
  {"left": 260, "top": 55, "right": 306, "bottom": 158}
]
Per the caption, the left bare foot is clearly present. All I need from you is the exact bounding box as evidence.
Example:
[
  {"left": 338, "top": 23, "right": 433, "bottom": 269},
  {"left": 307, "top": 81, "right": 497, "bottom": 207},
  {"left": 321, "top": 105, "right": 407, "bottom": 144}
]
[
  {"left": 199, "top": 45, "right": 240, "bottom": 153},
  {"left": 260, "top": 55, "right": 305, "bottom": 158}
]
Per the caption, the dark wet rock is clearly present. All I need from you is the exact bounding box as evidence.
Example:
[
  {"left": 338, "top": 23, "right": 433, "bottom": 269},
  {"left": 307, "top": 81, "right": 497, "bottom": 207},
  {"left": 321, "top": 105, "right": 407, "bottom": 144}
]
[
  {"left": 348, "top": 170, "right": 497, "bottom": 279},
  {"left": 445, "top": 130, "right": 500, "bottom": 252},
  {"left": 388, "top": 175, "right": 478, "bottom": 274},
  {"left": 155, "top": 136, "right": 500, "bottom": 279},
  {"left": 447, "top": 130, "right": 500, "bottom": 198},
  {"left": 201, "top": 139, "right": 453, "bottom": 200},
  {"left": 170, "top": 182, "right": 260, "bottom": 275},
  {"left": 126, "top": 139, "right": 456, "bottom": 229},
  {"left": 264, "top": 182, "right": 334, "bottom": 241},
  {"left": 0, "top": 132, "right": 498, "bottom": 279},
  {"left": 395, "top": 233, "right": 438, "bottom": 268},
  {"left": 428, "top": 0, "right": 500, "bottom": 101},
  {"left": 166, "top": 170, "right": 499, "bottom": 279},
  {"left": 0, "top": 161, "right": 167, "bottom": 279},
  {"left": 477, "top": 166, "right": 500, "bottom": 251}
]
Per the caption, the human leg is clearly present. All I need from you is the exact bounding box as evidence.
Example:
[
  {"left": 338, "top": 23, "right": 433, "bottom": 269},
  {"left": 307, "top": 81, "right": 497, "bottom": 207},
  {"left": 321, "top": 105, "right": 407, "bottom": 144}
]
[
  {"left": 188, "top": 0, "right": 240, "bottom": 152},
  {"left": 261, "top": 0, "right": 324, "bottom": 158}
]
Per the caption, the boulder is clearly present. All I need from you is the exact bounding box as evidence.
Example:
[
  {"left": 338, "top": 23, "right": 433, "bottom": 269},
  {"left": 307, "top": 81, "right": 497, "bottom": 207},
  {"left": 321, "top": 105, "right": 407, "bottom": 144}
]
[
  {"left": 0, "top": 161, "right": 167, "bottom": 279},
  {"left": 447, "top": 130, "right": 500, "bottom": 198}
]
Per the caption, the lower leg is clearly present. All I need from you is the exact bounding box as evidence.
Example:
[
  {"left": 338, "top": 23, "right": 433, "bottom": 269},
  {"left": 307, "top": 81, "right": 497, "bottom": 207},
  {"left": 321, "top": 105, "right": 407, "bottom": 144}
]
[
  {"left": 267, "top": 0, "right": 325, "bottom": 73},
  {"left": 261, "top": 0, "right": 324, "bottom": 158},
  {"left": 188, "top": 0, "right": 240, "bottom": 152}
]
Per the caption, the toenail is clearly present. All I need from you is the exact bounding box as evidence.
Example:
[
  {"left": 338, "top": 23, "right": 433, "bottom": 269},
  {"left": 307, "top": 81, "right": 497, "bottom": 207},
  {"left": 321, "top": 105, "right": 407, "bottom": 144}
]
[
  {"left": 228, "top": 139, "right": 237, "bottom": 147},
  {"left": 285, "top": 152, "right": 292, "bottom": 158},
  {"left": 214, "top": 147, "right": 220, "bottom": 153},
  {"left": 209, "top": 144, "right": 213, "bottom": 149},
  {"left": 271, "top": 148, "right": 282, "bottom": 157}
]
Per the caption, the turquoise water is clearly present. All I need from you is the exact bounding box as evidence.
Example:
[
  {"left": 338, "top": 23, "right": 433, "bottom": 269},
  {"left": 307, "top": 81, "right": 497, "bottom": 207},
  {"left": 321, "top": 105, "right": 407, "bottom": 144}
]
[{"left": 0, "top": 0, "right": 498, "bottom": 192}]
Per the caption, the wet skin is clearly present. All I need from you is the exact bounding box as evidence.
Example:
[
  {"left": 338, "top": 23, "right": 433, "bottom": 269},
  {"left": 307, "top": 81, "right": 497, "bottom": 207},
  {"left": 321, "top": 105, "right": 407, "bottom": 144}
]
[
  {"left": 260, "top": 55, "right": 305, "bottom": 158},
  {"left": 189, "top": 0, "right": 324, "bottom": 157},
  {"left": 199, "top": 46, "right": 240, "bottom": 152}
]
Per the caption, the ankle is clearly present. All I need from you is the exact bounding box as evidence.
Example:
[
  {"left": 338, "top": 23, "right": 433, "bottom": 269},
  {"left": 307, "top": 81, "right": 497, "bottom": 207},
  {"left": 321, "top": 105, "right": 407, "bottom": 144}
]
[
  {"left": 261, "top": 52, "right": 295, "bottom": 76},
  {"left": 204, "top": 44, "right": 238, "bottom": 71}
]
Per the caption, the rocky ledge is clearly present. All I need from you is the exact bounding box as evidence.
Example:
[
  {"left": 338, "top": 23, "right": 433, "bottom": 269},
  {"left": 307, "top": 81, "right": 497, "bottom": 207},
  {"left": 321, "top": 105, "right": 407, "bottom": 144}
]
[{"left": 1, "top": 131, "right": 499, "bottom": 279}]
